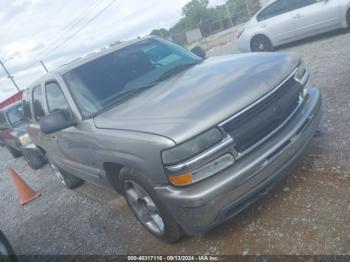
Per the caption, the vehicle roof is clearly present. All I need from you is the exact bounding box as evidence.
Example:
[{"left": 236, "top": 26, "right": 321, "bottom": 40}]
[
  {"left": 57, "top": 35, "right": 156, "bottom": 75},
  {"left": 25, "top": 35, "right": 156, "bottom": 91}
]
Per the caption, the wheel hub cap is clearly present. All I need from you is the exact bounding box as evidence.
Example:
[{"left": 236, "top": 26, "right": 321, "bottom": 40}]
[{"left": 124, "top": 180, "right": 164, "bottom": 235}]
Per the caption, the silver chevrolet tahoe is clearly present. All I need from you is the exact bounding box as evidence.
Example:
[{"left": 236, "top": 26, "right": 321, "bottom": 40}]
[{"left": 22, "top": 36, "right": 322, "bottom": 242}]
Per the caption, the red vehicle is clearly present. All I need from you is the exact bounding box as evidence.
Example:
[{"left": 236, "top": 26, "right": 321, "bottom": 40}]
[
  {"left": 0, "top": 91, "right": 23, "bottom": 110},
  {"left": 0, "top": 93, "right": 46, "bottom": 170}
]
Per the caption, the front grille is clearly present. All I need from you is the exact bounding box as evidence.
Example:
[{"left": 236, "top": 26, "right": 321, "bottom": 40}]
[{"left": 223, "top": 76, "right": 303, "bottom": 154}]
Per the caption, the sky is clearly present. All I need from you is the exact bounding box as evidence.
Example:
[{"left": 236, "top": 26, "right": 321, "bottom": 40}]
[{"left": 0, "top": 0, "right": 224, "bottom": 101}]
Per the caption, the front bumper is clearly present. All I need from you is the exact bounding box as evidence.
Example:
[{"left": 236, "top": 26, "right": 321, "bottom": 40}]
[
  {"left": 155, "top": 88, "right": 322, "bottom": 234},
  {"left": 235, "top": 35, "right": 251, "bottom": 53}
]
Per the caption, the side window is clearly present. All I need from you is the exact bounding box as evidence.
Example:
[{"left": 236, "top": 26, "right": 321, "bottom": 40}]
[
  {"left": 45, "top": 82, "right": 70, "bottom": 113},
  {"left": 0, "top": 112, "right": 7, "bottom": 128},
  {"left": 32, "top": 86, "right": 46, "bottom": 121},
  {"left": 23, "top": 88, "right": 33, "bottom": 121},
  {"left": 257, "top": 0, "right": 291, "bottom": 21},
  {"left": 292, "top": 0, "right": 317, "bottom": 10}
]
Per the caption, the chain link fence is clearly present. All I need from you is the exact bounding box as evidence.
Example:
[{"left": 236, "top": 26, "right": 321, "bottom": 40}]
[{"left": 169, "top": 1, "right": 261, "bottom": 47}]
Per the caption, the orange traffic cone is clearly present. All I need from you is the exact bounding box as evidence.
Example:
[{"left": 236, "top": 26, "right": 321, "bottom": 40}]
[{"left": 7, "top": 167, "right": 40, "bottom": 206}]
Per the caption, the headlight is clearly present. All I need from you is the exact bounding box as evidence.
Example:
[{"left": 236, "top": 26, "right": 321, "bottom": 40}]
[
  {"left": 236, "top": 28, "right": 245, "bottom": 39},
  {"left": 162, "top": 128, "right": 223, "bottom": 166},
  {"left": 19, "top": 134, "right": 32, "bottom": 146}
]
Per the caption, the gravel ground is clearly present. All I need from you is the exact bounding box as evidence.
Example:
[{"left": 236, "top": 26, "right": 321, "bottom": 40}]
[{"left": 0, "top": 30, "right": 349, "bottom": 255}]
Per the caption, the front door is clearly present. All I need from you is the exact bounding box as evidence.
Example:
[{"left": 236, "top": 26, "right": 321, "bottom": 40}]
[
  {"left": 44, "top": 81, "right": 101, "bottom": 184},
  {"left": 291, "top": 0, "right": 342, "bottom": 38},
  {"left": 256, "top": 0, "right": 296, "bottom": 45}
]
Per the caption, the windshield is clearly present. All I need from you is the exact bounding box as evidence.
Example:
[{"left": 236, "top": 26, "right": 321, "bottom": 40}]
[
  {"left": 63, "top": 38, "right": 202, "bottom": 118},
  {"left": 6, "top": 104, "right": 25, "bottom": 127}
]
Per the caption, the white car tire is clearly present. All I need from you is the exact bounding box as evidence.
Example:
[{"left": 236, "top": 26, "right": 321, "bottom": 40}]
[{"left": 251, "top": 35, "right": 273, "bottom": 52}]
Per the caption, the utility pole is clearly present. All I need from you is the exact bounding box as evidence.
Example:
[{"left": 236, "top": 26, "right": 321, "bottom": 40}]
[
  {"left": 225, "top": 3, "right": 234, "bottom": 28},
  {"left": 245, "top": 1, "right": 252, "bottom": 18},
  {"left": 0, "top": 60, "right": 20, "bottom": 92},
  {"left": 40, "top": 60, "right": 49, "bottom": 73}
]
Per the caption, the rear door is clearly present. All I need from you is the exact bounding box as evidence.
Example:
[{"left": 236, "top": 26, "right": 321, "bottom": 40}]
[
  {"left": 291, "top": 0, "right": 342, "bottom": 38},
  {"left": 256, "top": 0, "right": 296, "bottom": 44}
]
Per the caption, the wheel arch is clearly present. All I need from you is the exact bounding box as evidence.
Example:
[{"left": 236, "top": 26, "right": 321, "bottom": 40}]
[{"left": 103, "top": 162, "right": 125, "bottom": 193}]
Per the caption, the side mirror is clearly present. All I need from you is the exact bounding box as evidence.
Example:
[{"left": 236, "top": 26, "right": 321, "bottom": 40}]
[
  {"left": 40, "top": 110, "right": 76, "bottom": 135},
  {"left": 191, "top": 46, "right": 206, "bottom": 59}
]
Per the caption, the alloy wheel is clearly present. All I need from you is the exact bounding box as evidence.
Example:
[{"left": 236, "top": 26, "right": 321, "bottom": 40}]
[
  {"left": 124, "top": 180, "right": 165, "bottom": 235},
  {"left": 251, "top": 36, "right": 272, "bottom": 52}
]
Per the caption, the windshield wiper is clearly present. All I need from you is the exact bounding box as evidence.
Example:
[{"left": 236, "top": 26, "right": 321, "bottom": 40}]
[
  {"left": 152, "top": 62, "right": 200, "bottom": 84},
  {"left": 91, "top": 85, "right": 155, "bottom": 118}
]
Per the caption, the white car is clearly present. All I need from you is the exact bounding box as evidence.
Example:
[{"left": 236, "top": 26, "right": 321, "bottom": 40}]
[{"left": 236, "top": 0, "right": 350, "bottom": 52}]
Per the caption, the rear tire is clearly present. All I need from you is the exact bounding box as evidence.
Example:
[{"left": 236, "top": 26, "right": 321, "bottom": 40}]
[
  {"left": 48, "top": 159, "right": 83, "bottom": 189},
  {"left": 119, "top": 168, "right": 183, "bottom": 243},
  {"left": 6, "top": 146, "right": 22, "bottom": 158},
  {"left": 251, "top": 35, "right": 273, "bottom": 52},
  {"left": 23, "top": 149, "right": 47, "bottom": 170},
  {"left": 0, "top": 230, "right": 17, "bottom": 261}
]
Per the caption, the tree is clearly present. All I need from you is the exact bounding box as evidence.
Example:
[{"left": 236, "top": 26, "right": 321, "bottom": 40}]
[
  {"left": 150, "top": 0, "right": 261, "bottom": 37},
  {"left": 150, "top": 28, "right": 170, "bottom": 38},
  {"left": 182, "top": 0, "right": 209, "bottom": 19}
]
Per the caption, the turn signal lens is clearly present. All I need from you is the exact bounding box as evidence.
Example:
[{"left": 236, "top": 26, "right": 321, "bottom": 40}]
[{"left": 169, "top": 173, "right": 193, "bottom": 186}]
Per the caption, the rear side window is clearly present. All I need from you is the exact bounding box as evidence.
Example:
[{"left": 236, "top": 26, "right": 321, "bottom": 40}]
[
  {"left": 23, "top": 88, "right": 34, "bottom": 121},
  {"left": 45, "top": 82, "right": 70, "bottom": 113},
  {"left": 32, "top": 86, "right": 46, "bottom": 121},
  {"left": 291, "top": 0, "right": 317, "bottom": 10},
  {"left": 0, "top": 111, "right": 7, "bottom": 128},
  {"left": 257, "top": 0, "right": 291, "bottom": 21}
]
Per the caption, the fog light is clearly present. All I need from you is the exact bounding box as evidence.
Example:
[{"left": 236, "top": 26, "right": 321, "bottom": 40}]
[{"left": 169, "top": 173, "right": 193, "bottom": 186}]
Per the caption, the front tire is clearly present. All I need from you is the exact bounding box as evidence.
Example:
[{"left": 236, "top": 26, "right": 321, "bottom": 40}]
[
  {"left": 48, "top": 159, "right": 83, "bottom": 189},
  {"left": 251, "top": 35, "right": 273, "bottom": 52},
  {"left": 23, "top": 149, "right": 47, "bottom": 170},
  {"left": 6, "top": 146, "right": 22, "bottom": 158},
  {"left": 120, "top": 168, "right": 183, "bottom": 243},
  {"left": 0, "top": 230, "right": 17, "bottom": 261},
  {"left": 347, "top": 9, "right": 350, "bottom": 29}
]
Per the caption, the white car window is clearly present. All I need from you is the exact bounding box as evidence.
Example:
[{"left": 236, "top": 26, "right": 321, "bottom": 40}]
[
  {"left": 291, "top": 0, "right": 317, "bottom": 10},
  {"left": 257, "top": 0, "right": 292, "bottom": 21}
]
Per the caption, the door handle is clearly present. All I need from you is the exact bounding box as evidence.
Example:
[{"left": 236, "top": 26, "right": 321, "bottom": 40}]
[
  {"left": 259, "top": 24, "right": 267, "bottom": 28},
  {"left": 294, "top": 14, "right": 302, "bottom": 19},
  {"left": 51, "top": 135, "right": 57, "bottom": 140}
]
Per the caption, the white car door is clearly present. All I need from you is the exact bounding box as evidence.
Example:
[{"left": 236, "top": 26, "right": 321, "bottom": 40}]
[
  {"left": 256, "top": 0, "right": 297, "bottom": 45},
  {"left": 291, "top": 0, "right": 342, "bottom": 38}
]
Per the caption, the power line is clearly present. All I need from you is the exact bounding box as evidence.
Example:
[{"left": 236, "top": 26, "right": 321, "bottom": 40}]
[
  {"left": 46, "top": 0, "right": 104, "bottom": 50},
  {"left": 58, "top": 0, "right": 101, "bottom": 34},
  {"left": 43, "top": 0, "right": 118, "bottom": 59},
  {"left": 38, "top": 0, "right": 108, "bottom": 60},
  {"left": 1, "top": 0, "right": 103, "bottom": 65},
  {"left": 20, "top": 0, "right": 116, "bottom": 72}
]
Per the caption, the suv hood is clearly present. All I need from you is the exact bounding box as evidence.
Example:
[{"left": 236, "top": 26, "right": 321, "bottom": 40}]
[{"left": 94, "top": 53, "right": 300, "bottom": 143}]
